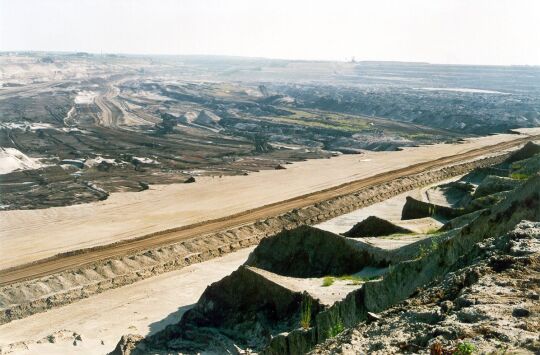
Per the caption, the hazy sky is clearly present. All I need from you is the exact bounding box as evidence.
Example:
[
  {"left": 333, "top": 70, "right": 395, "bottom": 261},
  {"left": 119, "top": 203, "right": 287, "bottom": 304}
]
[{"left": 1, "top": 0, "right": 539, "bottom": 65}]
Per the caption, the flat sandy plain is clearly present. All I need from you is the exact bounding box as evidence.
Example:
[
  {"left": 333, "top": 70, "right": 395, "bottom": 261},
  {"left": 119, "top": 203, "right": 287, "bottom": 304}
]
[{"left": 1, "top": 128, "right": 540, "bottom": 270}]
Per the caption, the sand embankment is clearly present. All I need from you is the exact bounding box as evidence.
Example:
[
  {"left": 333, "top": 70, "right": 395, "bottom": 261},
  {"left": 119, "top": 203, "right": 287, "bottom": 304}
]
[
  {"left": 0, "top": 247, "right": 254, "bottom": 355},
  {"left": 1, "top": 128, "right": 539, "bottom": 270}
]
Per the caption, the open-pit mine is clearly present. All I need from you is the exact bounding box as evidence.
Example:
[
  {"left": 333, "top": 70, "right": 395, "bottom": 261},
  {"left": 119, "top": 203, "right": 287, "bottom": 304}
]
[{"left": 1, "top": 53, "right": 540, "bottom": 355}]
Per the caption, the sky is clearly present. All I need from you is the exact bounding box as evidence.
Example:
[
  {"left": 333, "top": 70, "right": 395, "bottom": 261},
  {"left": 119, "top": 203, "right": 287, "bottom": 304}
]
[{"left": 1, "top": 0, "right": 539, "bottom": 65}]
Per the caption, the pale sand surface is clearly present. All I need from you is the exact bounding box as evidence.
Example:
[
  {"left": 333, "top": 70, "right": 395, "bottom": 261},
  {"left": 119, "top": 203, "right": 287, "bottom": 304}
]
[
  {"left": 315, "top": 189, "right": 422, "bottom": 234},
  {"left": 1, "top": 129, "right": 539, "bottom": 269},
  {"left": 0, "top": 247, "right": 254, "bottom": 355},
  {"left": 360, "top": 235, "right": 428, "bottom": 249},
  {"left": 248, "top": 266, "right": 363, "bottom": 306},
  {"left": 314, "top": 177, "right": 456, "bottom": 235}
]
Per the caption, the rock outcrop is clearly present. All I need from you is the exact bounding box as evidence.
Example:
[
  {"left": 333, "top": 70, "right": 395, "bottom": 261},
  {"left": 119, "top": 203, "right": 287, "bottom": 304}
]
[{"left": 110, "top": 335, "right": 144, "bottom": 355}]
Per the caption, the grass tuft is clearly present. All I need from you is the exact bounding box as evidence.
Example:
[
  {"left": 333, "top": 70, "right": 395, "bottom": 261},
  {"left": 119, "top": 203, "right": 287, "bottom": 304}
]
[
  {"left": 299, "top": 295, "right": 312, "bottom": 330},
  {"left": 326, "top": 316, "right": 345, "bottom": 338},
  {"left": 416, "top": 238, "right": 440, "bottom": 259},
  {"left": 322, "top": 276, "right": 334, "bottom": 287},
  {"left": 322, "top": 274, "right": 380, "bottom": 286}
]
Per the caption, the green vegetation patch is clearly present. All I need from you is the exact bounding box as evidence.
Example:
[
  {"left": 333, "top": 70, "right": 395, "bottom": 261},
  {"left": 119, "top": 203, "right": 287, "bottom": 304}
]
[
  {"left": 322, "top": 276, "right": 335, "bottom": 287},
  {"left": 299, "top": 295, "right": 312, "bottom": 329},
  {"left": 510, "top": 173, "right": 530, "bottom": 180},
  {"left": 416, "top": 237, "right": 441, "bottom": 260},
  {"left": 321, "top": 274, "right": 379, "bottom": 286},
  {"left": 326, "top": 314, "right": 345, "bottom": 338}
]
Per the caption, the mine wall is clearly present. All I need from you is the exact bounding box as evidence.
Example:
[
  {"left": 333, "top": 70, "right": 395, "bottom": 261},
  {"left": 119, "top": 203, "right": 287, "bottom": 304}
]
[
  {"left": 262, "top": 176, "right": 540, "bottom": 355},
  {"left": 0, "top": 152, "right": 510, "bottom": 324},
  {"left": 401, "top": 195, "right": 465, "bottom": 220}
]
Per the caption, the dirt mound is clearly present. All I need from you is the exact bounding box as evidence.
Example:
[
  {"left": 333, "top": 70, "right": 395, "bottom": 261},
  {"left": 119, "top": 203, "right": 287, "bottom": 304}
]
[
  {"left": 245, "top": 226, "right": 386, "bottom": 278},
  {"left": 0, "top": 147, "right": 44, "bottom": 174},
  {"left": 510, "top": 151, "right": 540, "bottom": 178},
  {"left": 343, "top": 216, "right": 413, "bottom": 238},
  {"left": 461, "top": 166, "right": 509, "bottom": 184},
  {"left": 425, "top": 180, "right": 474, "bottom": 207},
  {"left": 112, "top": 266, "right": 323, "bottom": 354}
]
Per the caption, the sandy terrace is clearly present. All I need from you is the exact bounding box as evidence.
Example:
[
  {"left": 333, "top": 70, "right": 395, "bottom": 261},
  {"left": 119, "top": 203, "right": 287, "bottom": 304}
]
[
  {"left": 248, "top": 266, "right": 363, "bottom": 306},
  {"left": 314, "top": 177, "right": 457, "bottom": 235},
  {"left": 1, "top": 128, "right": 539, "bottom": 269},
  {"left": 0, "top": 247, "right": 255, "bottom": 355}
]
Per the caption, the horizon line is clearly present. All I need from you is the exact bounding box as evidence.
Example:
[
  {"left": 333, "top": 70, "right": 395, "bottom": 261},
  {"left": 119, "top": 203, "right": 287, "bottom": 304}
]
[{"left": 2, "top": 49, "right": 540, "bottom": 68}]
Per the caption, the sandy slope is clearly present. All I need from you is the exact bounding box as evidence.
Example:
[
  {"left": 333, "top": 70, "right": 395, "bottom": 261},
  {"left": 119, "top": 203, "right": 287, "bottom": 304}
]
[
  {"left": 0, "top": 148, "right": 44, "bottom": 175},
  {"left": 0, "top": 247, "right": 254, "bottom": 355},
  {"left": 1, "top": 128, "right": 539, "bottom": 270}
]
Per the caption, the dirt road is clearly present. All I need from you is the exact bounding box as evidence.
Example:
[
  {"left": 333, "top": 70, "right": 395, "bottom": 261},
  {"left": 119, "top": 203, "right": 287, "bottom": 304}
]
[
  {"left": 94, "top": 85, "right": 122, "bottom": 127},
  {"left": 1, "top": 134, "right": 538, "bottom": 286}
]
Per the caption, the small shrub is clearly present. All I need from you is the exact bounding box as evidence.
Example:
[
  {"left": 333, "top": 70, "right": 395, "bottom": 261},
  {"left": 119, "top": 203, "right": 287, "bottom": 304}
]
[
  {"left": 454, "top": 341, "right": 476, "bottom": 355},
  {"left": 416, "top": 238, "right": 440, "bottom": 259},
  {"left": 299, "top": 295, "right": 312, "bottom": 329},
  {"left": 416, "top": 244, "right": 429, "bottom": 259},
  {"left": 327, "top": 316, "right": 345, "bottom": 338},
  {"left": 322, "top": 276, "right": 334, "bottom": 287}
]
